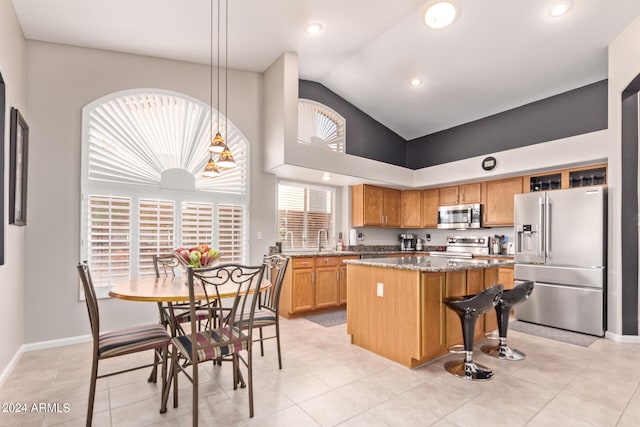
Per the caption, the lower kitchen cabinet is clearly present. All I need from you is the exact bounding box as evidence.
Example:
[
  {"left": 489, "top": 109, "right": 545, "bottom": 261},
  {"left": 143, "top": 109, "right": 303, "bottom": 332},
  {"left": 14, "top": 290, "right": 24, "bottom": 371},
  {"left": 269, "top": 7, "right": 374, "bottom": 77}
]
[
  {"left": 280, "top": 255, "right": 354, "bottom": 317},
  {"left": 339, "top": 256, "right": 359, "bottom": 304},
  {"left": 421, "top": 272, "right": 446, "bottom": 360},
  {"left": 315, "top": 256, "right": 340, "bottom": 308},
  {"left": 289, "top": 257, "right": 315, "bottom": 313}
]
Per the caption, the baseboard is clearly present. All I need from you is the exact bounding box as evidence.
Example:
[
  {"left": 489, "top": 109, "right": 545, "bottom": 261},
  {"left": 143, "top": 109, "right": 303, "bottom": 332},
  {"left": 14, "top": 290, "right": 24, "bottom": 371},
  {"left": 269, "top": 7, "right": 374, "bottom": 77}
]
[
  {"left": 0, "top": 345, "right": 25, "bottom": 388},
  {"left": 605, "top": 331, "right": 640, "bottom": 343},
  {"left": 22, "top": 334, "right": 91, "bottom": 352}
]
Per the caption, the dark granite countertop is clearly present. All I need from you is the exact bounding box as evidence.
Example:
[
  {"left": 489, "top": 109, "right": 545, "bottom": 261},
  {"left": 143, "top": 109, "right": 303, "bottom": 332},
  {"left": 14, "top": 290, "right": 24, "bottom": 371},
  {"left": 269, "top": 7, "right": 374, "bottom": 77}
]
[{"left": 343, "top": 255, "right": 515, "bottom": 272}]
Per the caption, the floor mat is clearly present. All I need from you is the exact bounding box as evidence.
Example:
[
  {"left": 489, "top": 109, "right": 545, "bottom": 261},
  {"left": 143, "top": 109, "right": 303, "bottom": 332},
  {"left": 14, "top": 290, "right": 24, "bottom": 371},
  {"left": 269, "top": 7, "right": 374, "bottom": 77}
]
[
  {"left": 509, "top": 319, "right": 600, "bottom": 347},
  {"left": 304, "top": 309, "right": 347, "bottom": 327}
]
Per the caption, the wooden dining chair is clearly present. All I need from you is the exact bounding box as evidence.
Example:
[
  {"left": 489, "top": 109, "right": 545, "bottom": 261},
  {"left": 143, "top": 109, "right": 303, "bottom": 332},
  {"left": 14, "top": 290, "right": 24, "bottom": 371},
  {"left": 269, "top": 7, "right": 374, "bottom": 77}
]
[
  {"left": 253, "top": 254, "right": 289, "bottom": 368},
  {"left": 77, "top": 261, "right": 171, "bottom": 427},
  {"left": 161, "top": 263, "right": 265, "bottom": 425}
]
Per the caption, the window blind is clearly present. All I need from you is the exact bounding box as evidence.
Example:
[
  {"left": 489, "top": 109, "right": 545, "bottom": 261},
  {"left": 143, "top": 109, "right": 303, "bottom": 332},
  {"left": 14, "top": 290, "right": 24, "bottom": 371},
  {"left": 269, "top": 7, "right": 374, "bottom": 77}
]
[
  {"left": 87, "top": 195, "right": 131, "bottom": 287},
  {"left": 218, "top": 204, "right": 245, "bottom": 263},
  {"left": 181, "top": 201, "right": 214, "bottom": 248},
  {"left": 138, "top": 198, "right": 175, "bottom": 278},
  {"left": 277, "top": 182, "right": 335, "bottom": 251}
]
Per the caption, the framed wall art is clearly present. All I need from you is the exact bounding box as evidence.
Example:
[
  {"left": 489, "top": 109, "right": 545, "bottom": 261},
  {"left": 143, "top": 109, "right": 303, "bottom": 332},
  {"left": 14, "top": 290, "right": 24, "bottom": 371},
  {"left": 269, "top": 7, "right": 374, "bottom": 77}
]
[{"left": 9, "top": 107, "right": 28, "bottom": 226}]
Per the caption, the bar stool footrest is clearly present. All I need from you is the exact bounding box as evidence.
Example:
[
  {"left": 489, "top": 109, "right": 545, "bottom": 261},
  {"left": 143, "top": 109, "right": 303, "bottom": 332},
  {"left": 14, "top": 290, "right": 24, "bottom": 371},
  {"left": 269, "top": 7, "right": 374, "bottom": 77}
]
[{"left": 447, "top": 344, "right": 465, "bottom": 354}]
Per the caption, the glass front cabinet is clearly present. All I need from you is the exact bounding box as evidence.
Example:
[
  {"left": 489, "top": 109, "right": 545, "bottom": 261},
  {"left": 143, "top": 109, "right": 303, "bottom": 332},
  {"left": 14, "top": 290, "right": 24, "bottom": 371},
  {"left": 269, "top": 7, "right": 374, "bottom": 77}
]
[{"left": 525, "top": 163, "right": 607, "bottom": 193}]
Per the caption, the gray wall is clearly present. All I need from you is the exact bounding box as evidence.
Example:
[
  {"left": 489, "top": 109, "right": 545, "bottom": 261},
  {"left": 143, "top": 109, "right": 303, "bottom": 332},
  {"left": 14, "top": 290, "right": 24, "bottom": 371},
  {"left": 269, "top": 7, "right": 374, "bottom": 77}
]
[
  {"left": 300, "top": 78, "right": 608, "bottom": 170},
  {"left": 0, "top": 0, "right": 27, "bottom": 378},
  {"left": 299, "top": 80, "right": 407, "bottom": 167},
  {"left": 24, "top": 41, "right": 274, "bottom": 343},
  {"left": 407, "top": 80, "right": 608, "bottom": 168}
]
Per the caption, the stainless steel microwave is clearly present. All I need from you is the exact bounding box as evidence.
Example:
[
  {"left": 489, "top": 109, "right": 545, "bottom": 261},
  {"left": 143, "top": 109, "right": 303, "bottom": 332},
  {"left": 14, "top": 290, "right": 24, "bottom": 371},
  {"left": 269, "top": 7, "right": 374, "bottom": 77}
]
[{"left": 437, "top": 203, "right": 482, "bottom": 229}]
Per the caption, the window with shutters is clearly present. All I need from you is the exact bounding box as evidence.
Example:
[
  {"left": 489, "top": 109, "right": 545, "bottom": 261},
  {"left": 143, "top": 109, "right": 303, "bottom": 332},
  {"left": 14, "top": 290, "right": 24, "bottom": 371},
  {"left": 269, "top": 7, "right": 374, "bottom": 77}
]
[
  {"left": 298, "top": 99, "right": 346, "bottom": 153},
  {"left": 138, "top": 199, "right": 175, "bottom": 278},
  {"left": 80, "top": 89, "right": 250, "bottom": 297},
  {"left": 181, "top": 202, "right": 214, "bottom": 249},
  {"left": 218, "top": 204, "right": 245, "bottom": 263},
  {"left": 86, "top": 195, "right": 131, "bottom": 287},
  {"left": 277, "top": 182, "right": 335, "bottom": 251}
]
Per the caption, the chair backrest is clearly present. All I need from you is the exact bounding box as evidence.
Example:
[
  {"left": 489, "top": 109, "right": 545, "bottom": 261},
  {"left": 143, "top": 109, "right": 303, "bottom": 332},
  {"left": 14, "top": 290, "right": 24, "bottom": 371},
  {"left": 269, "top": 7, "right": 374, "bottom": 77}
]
[
  {"left": 185, "top": 263, "right": 265, "bottom": 352},
  {"left": 260, "top": 255, "right": 289, "bottom": 312},
  {"left": 153, "top": 253, "right": 180, "bottom": 278},
  {"left": 77, "top": 261, "right": 100, "bottom": 343},
  {"left": 501, "top": 281, "right": 534, "bottom": 306}
]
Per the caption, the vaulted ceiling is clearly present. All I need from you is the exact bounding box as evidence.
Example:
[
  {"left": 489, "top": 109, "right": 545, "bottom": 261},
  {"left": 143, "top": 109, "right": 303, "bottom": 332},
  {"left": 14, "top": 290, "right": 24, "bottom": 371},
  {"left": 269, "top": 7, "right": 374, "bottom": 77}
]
[{"left": 12, "top": 0, "right": 640, "bottom": 139}]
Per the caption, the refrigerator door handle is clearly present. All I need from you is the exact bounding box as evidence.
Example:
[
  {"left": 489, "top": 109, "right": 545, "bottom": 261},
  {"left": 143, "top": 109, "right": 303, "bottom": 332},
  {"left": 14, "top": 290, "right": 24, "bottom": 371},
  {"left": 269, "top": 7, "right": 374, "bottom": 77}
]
[
  {"left": 538, "top": 197, "right": 545, "bottom": 258},
  {"left": 546, "top": 197, "right": 552, "bottom": 259}
]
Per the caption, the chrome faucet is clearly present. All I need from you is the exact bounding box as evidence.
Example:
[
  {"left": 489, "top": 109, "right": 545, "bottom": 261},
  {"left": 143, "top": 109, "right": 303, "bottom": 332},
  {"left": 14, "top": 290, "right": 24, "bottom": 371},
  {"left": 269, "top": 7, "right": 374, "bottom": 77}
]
[{"left": 317, "top": 229, "right": 328, "bottom": 251}]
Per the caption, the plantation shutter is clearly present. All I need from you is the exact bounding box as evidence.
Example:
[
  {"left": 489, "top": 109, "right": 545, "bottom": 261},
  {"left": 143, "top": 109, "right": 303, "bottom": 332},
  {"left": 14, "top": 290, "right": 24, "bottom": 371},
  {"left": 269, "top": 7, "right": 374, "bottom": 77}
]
[
  {"left": 87, "top": 195, "right": 131, "bottom": 288},
  {"left": 218, "top": 204, "right": 245, "bottom": 263},
  {"left": 277, "top": 182, "right": 335, "bottom": 251},
  {"left": 181, "top": 201, "right": 214, "bottom": 248},
  {"left": 138, "top": 199, "right": 175, "bottom": 278}
]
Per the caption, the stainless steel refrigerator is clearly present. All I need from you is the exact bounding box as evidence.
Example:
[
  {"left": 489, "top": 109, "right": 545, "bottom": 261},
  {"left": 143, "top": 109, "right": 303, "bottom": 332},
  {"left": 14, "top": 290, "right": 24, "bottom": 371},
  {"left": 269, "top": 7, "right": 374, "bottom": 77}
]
[{"left": 514, "top": 186, "right": 606, "bottom": 336}]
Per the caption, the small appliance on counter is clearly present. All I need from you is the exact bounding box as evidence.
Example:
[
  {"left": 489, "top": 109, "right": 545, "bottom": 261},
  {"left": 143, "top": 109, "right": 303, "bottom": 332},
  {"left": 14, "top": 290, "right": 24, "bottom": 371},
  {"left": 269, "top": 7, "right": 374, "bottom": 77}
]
[
  {"left": 399, "top": 233, "right": 417, "bottom": 251},
  {"left": 415, "top": 238, "right": 424, "bottom": 251}
]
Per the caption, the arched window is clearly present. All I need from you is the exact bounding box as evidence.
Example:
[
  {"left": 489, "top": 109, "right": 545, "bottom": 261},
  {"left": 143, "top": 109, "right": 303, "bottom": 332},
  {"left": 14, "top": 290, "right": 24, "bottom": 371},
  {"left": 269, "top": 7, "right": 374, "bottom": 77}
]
[
  {"left": 81, "top": 89, "right": 249, "bottom": 296},
  {"left": 298, "top": 99, "right": 346, "bottom": 153}
]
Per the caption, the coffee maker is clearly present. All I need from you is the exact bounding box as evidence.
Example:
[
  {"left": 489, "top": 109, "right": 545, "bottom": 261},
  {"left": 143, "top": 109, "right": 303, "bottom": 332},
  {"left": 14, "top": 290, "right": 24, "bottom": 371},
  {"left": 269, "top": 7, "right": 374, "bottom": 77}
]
[{"left": 399, "top": 233, "right": 417, "bottom": 251}]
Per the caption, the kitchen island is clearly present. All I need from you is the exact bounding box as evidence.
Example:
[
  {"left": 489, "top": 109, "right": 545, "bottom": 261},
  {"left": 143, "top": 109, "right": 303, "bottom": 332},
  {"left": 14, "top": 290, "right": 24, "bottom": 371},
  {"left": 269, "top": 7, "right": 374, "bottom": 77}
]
[{"left": 343, "top": 255, "right": 515, "bottom": 368}]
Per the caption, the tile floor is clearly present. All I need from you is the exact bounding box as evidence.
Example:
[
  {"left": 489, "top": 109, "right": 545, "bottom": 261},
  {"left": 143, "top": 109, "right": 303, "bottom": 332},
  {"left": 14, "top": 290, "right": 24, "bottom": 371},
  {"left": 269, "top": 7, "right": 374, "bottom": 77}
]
[{"left": 1, "top": 316, "right": 640, "bottom": 426}]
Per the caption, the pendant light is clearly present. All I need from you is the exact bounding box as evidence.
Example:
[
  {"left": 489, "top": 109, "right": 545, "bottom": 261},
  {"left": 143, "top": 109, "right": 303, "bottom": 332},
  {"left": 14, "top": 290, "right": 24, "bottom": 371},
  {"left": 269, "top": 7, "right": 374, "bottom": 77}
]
[
  {"left": 216, "top": 0, "right": 236, "bottom": 169},
  {"left": 202, "top": 0, "right": 234, "bottom": 177}
]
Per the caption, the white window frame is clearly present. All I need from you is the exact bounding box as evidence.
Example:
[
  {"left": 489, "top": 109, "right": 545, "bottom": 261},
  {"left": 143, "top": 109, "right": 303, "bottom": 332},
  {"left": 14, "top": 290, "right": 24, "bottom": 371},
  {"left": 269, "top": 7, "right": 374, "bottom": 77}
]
[{"left": 80, "top": 89, "right": 250, "bottom": 298}]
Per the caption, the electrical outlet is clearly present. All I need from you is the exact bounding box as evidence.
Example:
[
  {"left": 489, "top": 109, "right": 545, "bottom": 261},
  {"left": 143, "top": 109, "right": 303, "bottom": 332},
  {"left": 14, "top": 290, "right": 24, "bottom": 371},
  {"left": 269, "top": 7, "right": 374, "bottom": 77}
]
[
  {"left": 426, "top": 233, "right": 431, "bottom": 242},
  {"left": 257, "top": 231, "right": 263, "bottom": 240},
  {"left": 377, "top": 282, "right": 384, "bottom": 297}
]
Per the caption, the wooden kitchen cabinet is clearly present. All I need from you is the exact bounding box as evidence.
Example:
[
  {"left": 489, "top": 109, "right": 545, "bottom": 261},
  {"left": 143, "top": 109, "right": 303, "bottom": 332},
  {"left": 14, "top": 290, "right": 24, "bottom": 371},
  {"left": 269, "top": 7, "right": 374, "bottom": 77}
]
[
  {"left": 483, "top": 267, "right": 500, "bottom": 333},
  {"left": 315, "top": 256, "right": 340, "bottom": 308},
  {"left": 421, "top": 272, "right": 446, "bottom": 360},
  {"left": 482, "top": 177, "right": 523, "bottom": 227},
  {"left": 339, "top": 256, "right": 359, "bottom": 304},
  {"left": 440, "top": 183, "right": 481, "bottom": 206},
  {"left": 445, "top": 270, "right": 466, "bottom": 346},
  {"left": 290, "top": 257, "right": 315, "bottom": 313},
  {"left": 523, "top": 163, "right": 607, "bottom": 193},
  {"left": 281, "top": 255, "right": 358, "bottom": 317},
  {"left": 401, "top": 190, "right": 422, "bottom": 228},
  {"left": 351, "top": 184, "right": 400, "bottom": 227},
  {"left": 421, "top": 188, "right": 439, "bottom": 228}
]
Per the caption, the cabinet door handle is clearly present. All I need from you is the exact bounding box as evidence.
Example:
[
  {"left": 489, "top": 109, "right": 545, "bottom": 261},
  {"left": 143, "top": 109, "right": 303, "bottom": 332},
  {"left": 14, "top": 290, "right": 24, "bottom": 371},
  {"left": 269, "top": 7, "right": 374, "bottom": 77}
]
[{"left": 311, "top": 272, "right": 315, "bottom": 283}]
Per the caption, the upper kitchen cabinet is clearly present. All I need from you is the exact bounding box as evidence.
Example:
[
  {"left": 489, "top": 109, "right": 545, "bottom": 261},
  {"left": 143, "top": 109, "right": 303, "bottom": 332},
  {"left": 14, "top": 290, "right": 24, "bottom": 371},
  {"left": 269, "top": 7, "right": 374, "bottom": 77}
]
[
  {"left": 352, "top": 184, "right": 401, "bottom": 227},
  {"left": 524, "top": 163, "right": 607, "bottom": 193},
  {"left": 440, "top": 183, "right": 482, "bottom": 206},
  {"left": 401, "top": 190, "right": 422, "bottom": 228},
  {"left": 481, "top": 177, "right": 523, "bottom": 227},
  {"left": 421, "top": 188, "right": 439, "bottom": 228}
]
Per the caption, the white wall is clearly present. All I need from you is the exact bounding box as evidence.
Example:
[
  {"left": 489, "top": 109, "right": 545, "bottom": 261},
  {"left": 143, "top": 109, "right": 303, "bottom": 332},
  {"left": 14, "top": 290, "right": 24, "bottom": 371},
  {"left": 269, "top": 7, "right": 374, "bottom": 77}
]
[
  {"left": 24, "top": 41, "right": 271, "bottom": 343},
  {"left": 0, "top": 0, "right": 27, "bottom": 381},
  {"left": 607, "top": 14, "right": 640, "bottom": 336}
]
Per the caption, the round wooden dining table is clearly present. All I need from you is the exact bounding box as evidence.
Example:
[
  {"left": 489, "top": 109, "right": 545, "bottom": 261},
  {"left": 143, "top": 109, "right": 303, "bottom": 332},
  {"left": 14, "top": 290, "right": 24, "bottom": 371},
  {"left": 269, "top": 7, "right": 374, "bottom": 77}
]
[{"left": 109, "top": 274, "right": 270, "bottom": 303}]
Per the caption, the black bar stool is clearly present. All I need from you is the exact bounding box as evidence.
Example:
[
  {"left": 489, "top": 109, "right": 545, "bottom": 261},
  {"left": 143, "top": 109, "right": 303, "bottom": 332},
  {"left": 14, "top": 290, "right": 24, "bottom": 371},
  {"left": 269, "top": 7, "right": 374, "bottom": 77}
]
[
  {"left": 443, "top": 285, "right": 503, "bottom": 381},
  {"left": 482, "top": 281, "right": 534, "bottom": 361}
]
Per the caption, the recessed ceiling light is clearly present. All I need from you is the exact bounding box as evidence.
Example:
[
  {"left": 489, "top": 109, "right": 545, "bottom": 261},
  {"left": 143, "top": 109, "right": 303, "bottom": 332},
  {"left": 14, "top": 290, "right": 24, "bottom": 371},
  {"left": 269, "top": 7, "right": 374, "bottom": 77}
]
[
  {"left": 424, "top": 1, "right": 457, "bottom": 29},
  {"left": 549, "top": 1, "right": 573, "bottom": 17},
  {"left": 306, "top": 23, "right": 323, "bottom": 34},
  {"left": 321, "top": 172, "right": 331, "bottom": 181},
  {"left": 409, "top": 78, "right": 423, "bottom": 87}
]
